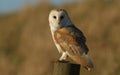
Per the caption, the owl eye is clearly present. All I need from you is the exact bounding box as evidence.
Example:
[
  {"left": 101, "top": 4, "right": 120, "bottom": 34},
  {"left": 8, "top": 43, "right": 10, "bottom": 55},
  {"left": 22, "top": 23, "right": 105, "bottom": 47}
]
[
  {"left": 60, "top": 16, "right": 64, "bottom": 20},
  {"left": 53, "top": 16, "right": 56, "bottom": 19}
]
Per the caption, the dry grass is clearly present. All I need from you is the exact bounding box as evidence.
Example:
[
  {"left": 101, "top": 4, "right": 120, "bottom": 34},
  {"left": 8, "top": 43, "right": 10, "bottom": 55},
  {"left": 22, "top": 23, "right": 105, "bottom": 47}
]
[{"left": 0, "top": 0, "right": 120, "bottom": 75}]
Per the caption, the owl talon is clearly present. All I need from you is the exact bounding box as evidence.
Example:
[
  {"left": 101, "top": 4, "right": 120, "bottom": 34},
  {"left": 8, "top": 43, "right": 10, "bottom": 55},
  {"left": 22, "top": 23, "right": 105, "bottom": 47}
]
[{"left": 58, "top": 60, "right": 69, "bottom": 63}]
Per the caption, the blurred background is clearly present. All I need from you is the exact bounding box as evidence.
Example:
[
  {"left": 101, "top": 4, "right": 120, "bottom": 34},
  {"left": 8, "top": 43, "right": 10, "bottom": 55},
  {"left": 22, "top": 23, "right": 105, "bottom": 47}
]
[{"left": 0, "top": 0, "right": 120, "bottom": 75}]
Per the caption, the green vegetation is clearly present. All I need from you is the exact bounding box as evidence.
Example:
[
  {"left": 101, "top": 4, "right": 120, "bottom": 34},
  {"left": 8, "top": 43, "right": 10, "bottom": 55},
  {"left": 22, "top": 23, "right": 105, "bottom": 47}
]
[{"left": 0, "top": 0, "right": 120, "bottom": 75}]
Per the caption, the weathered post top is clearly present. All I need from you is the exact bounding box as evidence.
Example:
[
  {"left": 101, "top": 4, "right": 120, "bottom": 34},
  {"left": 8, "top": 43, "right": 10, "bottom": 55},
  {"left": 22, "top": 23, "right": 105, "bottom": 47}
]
[{"left": 53, "top": 61, "right": 80, "bottom": 75}]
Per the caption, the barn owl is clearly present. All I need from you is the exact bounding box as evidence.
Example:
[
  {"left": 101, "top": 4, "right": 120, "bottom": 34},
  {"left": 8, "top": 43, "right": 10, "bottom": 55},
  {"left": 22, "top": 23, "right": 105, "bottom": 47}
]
[{"left": 48, "top": 9, "right": 94, "bottom": 71}]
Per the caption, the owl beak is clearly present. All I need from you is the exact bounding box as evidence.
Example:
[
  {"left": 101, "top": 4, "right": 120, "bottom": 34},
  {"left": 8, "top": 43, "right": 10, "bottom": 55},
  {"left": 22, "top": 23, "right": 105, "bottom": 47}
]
[
  {"left": 58, "top": 20, "right": 61, "bottom": 24},
  {"left": 58, "top": 21, "right": 60, "bottom": 24}
]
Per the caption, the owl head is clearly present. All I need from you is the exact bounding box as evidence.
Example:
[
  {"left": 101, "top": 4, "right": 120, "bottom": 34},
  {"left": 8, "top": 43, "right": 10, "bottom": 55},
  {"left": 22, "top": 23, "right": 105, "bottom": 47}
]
[{"left": 49, "top": 9, "right": 73, "bottom": 32}]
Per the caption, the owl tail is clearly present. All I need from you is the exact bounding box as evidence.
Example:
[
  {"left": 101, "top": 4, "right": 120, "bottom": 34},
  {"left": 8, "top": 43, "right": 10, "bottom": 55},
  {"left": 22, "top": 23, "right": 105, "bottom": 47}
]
[
  {"left": 79, "top": 54, "right": 94, "bottom": 71},
  {"left": 68, "top": 53, "right": 94, "bottom": 71}
]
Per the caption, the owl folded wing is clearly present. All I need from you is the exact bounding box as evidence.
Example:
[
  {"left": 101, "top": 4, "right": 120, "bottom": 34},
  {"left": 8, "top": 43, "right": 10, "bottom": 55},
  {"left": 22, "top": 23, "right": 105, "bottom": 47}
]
[{"left": 54, "top": 26, "right": 89, "bottom": 57}]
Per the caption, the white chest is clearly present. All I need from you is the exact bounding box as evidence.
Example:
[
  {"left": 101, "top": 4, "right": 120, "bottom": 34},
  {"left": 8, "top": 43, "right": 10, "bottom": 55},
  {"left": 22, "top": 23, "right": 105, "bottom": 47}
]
[{"left": 51, "top": 31, "right": 63, "bottom": 53}]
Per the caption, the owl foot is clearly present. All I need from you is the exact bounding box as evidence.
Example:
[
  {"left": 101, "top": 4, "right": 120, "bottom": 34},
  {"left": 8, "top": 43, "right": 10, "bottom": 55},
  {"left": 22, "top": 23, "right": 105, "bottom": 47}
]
[{"left": 58, "top": 59, "right": 69, "bottom": 63}]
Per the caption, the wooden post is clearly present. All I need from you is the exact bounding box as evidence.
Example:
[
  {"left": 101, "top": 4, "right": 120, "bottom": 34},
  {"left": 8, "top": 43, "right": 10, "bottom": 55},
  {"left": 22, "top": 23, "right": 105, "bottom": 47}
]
[{"left": 53, "top": 61, "right": 80, "bottom": 75}]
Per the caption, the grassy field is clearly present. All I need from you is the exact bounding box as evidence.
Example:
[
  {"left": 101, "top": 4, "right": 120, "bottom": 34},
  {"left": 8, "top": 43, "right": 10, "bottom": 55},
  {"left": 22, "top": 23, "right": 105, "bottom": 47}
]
[{"left": 0, "top": 0, "right": 120, "bottom": 75}]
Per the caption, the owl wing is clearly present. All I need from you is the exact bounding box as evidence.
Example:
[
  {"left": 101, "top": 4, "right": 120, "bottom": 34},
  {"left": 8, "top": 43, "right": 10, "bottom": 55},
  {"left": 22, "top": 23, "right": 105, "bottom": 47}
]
[
  {"left": 54, "top": 26, "right": 89, "bottom": 55},
  {"left": 54, "top": 26, "right": 92, "bottom": 68}
]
